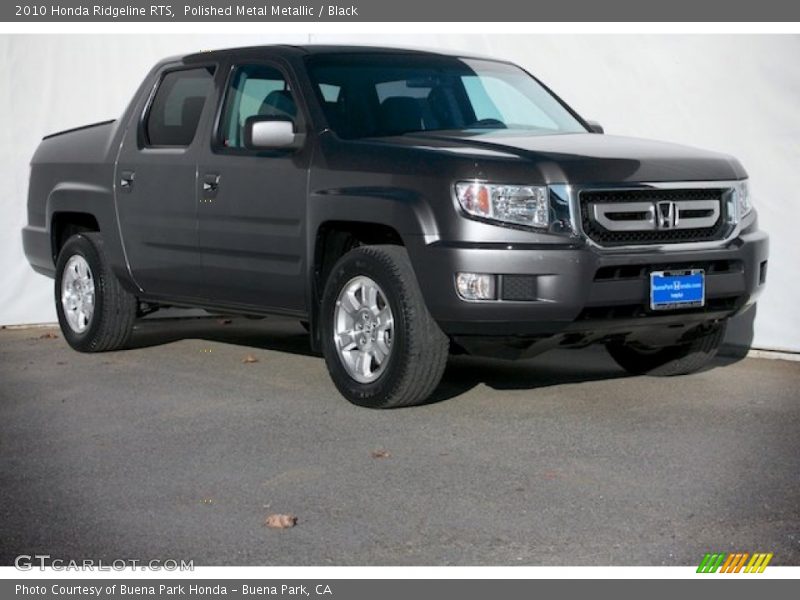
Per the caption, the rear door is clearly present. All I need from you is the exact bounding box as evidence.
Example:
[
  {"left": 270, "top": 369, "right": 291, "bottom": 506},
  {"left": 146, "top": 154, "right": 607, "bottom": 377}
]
[
  {"left": 115, "top": 64, "right": 216, "bottom": 299},
  {"left": 195, "top": 61, "right": 311, "bottom": 313}
]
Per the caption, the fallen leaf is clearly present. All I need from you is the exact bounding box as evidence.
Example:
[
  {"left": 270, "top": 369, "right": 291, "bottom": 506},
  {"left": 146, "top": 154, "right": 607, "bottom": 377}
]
[
  {"left": 371, "top": 449, "right": 391, "bottom": 459},
  {"left": 217, "top": 318, "right": 233, "bottom": 325},
  {"left": 242, "top": 355, "right": 259, "bottom": 364},
  {"left": 264, "top": 513, "right": 297, "bottom": 529},
  {"left": 543, "top": 469, "right": 560, "bottom": 480},
  {"left": 39, "top": 332, "right": 59, "bottom": 339}
]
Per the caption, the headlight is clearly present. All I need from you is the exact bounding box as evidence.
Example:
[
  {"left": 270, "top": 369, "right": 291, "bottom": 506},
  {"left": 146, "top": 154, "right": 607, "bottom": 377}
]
[
  {"left": 735, "top": 179, "right": 753, "bottom": 219},
  {"left": 455, "top": 182, "right": 549, "bottom": 229}
]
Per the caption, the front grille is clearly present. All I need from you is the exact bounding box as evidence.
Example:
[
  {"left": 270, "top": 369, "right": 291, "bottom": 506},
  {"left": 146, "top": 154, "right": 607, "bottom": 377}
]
[
  {"left": 576, "top": 296, "right": 740, "bottom": 321},
  {"left": 580, "top": 188, "right": 729, "bottom": 246},
  {"left": 593, "top": 260, "right": 743, "bottom": 281}
]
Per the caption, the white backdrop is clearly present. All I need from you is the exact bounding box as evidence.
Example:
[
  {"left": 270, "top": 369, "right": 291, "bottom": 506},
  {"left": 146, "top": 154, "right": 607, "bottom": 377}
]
[{"left": 1, "top": 34, "right": 798, "bottom": 351}]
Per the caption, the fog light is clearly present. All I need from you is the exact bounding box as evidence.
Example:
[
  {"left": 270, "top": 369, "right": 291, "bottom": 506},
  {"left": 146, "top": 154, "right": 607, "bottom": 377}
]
[{"left": 456, "top": 273, "right": 496, "bottom": 301}]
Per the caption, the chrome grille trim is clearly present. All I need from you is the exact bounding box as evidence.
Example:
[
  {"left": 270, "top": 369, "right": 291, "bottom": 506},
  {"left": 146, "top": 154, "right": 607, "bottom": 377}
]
[
  {"left": 549, "top": 181, "right": 745, "bottom": 253},
  {"left": 590, "top": 198, "right": 721, "bottom": 232},
  {"left": 548, "top": 179, "right": 753, "bottom": 254},
  {"left": 591, "top": 201, "right": 655, "bottom": 231}
]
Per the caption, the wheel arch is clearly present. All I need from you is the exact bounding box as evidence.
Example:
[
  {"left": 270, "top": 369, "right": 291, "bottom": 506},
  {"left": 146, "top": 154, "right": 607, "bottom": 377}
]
[
  {"left": 50, "top": 211, "right": 100, "bottom": 261},
  {"left": 306, "top": 219, "right": 409, "bottom": 352},
  {"left": 46, "top": 182, "right": 137, "bottom": 292}
]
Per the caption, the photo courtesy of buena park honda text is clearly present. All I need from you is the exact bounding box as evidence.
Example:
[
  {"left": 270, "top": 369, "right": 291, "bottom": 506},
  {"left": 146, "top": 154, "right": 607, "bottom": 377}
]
[{"left": 0, "top": 0, "right": 798, "bottom": 596}]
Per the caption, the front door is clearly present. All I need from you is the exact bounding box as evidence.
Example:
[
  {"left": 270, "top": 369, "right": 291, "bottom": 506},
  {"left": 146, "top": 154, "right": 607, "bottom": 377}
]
[
  {"left": 115, "top": 65, "right": 216, "bottom": 299},
  {"left": 196, "top": 62, "right": 310, "bottom": 314}
]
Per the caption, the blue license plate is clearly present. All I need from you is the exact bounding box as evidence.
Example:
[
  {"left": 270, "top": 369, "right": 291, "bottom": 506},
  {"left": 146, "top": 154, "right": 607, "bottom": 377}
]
[{"left": 650, "top": 270, "right": 705, "bottom": 310}]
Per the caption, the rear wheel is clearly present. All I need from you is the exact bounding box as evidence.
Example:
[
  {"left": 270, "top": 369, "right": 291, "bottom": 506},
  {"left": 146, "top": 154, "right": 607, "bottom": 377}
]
[
  {"left": 55, "top": 232, "right": 137, "bottom": 352},
  {"left": 606, "top": 322, "right": 727, "bottom": 376},
  {"left": 320, "top": 245, "right": 448, "bottom": 408}
]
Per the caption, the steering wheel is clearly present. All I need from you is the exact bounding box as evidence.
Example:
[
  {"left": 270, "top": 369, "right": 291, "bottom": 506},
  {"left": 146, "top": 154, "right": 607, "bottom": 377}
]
[{"left": 467, "top": 118, "right": 507, "bottom": 129}]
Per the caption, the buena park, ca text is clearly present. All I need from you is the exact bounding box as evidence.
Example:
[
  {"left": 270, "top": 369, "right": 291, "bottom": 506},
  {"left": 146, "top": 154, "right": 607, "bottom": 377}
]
[{"left": 16, "top": 584, "right": 334, "bottom": 597}]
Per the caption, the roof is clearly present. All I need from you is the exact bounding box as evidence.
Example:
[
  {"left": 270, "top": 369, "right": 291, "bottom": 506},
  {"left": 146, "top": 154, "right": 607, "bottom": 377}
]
[{"left": 182, "top": 44, "right": 503, "bottom": 64}]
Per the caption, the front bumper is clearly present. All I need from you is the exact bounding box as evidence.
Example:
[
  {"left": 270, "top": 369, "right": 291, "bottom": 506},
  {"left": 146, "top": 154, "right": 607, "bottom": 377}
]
[{"left": 408, "top": 227, "right": 768, "bottom": 340}]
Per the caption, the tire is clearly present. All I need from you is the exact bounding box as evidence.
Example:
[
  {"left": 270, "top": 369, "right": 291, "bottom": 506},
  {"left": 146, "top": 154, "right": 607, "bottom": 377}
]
[
  {"left": 606, "top": 322, "right": 727, "bottom": 376},
  {"left": 55, "top": 232, "right": 137, "bottom": 352},
  {"left": 320, "top": 245, "right": 449, "bottom": 408}
]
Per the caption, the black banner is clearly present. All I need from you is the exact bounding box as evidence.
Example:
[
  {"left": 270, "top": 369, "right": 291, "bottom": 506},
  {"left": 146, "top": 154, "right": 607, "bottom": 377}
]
[
  {"left": 4, "top": 0, "right": 800, "bottom": 22},
  {"left": 4, "top": 579, "right": 799, "bottom": 600}
]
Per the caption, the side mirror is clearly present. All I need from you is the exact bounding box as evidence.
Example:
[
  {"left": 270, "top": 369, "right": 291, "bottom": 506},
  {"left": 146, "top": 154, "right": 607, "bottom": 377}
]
[
  {"left": 244, "top": 116, "right": 303, "bottom": 150},
  {"left": 586, "top": 120, "right": 604, "bottom": 134}
]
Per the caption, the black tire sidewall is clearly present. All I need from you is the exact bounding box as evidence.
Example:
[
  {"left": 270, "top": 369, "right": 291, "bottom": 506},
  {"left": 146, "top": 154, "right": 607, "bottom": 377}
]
[
  {"left": 320, "top": 249, "right": 410, "bottom": 407},
  {"left": 54, "top": 234, "right": 107, "bottom": 352},
  {"left": 607, "top": 323, "right": 726, "bottom": 376}
]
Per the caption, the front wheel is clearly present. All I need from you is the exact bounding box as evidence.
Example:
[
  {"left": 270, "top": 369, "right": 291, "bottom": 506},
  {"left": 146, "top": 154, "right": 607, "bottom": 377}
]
[
  {"left": 320, "top": 245, "right": 449, "bottom": 408},
  {"left": 606, "top": 322, "right": 727, "bottom": 376},
  {"left": 55, "top": 232, "right": 137, "bottom": 352}
]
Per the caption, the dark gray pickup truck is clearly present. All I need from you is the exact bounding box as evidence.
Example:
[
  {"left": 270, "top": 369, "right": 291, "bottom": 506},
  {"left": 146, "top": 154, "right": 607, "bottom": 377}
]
[{"left": 22, "top": 45, "right": 768, "bottom": 407}]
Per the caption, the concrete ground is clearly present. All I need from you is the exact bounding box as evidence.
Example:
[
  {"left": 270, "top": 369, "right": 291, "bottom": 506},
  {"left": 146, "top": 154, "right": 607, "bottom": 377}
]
[{"left": 1, "top": 316, "right": 798, "bottom": 566}]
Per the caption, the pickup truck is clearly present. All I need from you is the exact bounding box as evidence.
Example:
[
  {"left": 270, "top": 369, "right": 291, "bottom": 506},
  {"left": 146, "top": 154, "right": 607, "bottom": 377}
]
[{"left": 22, "top": 45, "right": 769, "bottom": 408}]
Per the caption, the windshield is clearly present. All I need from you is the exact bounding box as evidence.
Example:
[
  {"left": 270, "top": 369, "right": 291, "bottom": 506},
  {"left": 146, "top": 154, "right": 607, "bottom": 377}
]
[{"left": 305, "top": 53, "right": 588, "bottom": 139}]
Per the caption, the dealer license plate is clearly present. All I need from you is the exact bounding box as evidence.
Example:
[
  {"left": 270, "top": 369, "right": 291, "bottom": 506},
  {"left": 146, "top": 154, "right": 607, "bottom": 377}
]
[{"left": 649, "top": 269, "right": 705, "bottom": 310}]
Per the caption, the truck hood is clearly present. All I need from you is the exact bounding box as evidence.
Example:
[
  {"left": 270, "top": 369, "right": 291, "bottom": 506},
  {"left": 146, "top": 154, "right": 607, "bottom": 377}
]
[{"left": 376, "top": 131, "right": 746, "bottom": 183}]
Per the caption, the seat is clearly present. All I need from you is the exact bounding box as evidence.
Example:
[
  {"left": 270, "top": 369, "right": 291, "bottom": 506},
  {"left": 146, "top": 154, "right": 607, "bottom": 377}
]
[
  {"left": 258, "top": 89, "right": 297, "bottom": 119},
  {"left": 379, "top": 97, "right": 424, "bottom": 136},
  {"left": 176, "top": 96, "right": 205, "bottom": 144},
  {"left": 428, "top": 86, "right": 463, "bottom": 130}
]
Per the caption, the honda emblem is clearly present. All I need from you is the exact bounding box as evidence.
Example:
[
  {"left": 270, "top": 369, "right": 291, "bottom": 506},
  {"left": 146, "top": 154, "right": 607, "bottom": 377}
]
[{"left": 656, "top": 201, "right": 677, "bottom": 229}]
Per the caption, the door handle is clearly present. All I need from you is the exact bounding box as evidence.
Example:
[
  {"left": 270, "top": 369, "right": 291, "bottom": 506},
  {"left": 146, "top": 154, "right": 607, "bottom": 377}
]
[
  {"left": 202, "top": 173, "right": 220, "bottom": 195},
  {"left": 119, "top": 170, "right": 135, "bottom": 192}
]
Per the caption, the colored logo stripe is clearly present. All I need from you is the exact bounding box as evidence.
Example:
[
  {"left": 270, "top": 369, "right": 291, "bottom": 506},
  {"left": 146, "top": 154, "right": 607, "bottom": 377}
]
[
  {"left": 745, "top": 553, "right": 773, "bottom": 573},
  {"left": 697, "top": 553, "right": 726, "bottom": 573},
  {"left": 697, "top": 552, "right": 773, "bottom": 573},
  {"left": 719, "top": 553, "right": 749, "bottom": 573}
]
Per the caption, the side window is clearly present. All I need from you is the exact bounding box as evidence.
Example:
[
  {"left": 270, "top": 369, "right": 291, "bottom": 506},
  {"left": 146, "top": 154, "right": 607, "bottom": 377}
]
[
  {"left": 145, "top": 67, "right": 215, "bottom": 147},
  {"left": 219, "top": 64, "right": 296, "bottom": 149},
  {"left": 318, "top": 83, "right": 341, "bottom": 102}
]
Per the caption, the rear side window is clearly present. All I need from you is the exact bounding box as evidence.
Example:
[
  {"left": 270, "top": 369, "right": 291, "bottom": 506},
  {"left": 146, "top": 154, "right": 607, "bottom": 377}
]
[
  {"left": 145, "top": 67, "right": 215, "bottom": 147},
  {"left": 219, "top": 64, "right": 296, "bottom": 149},
  {"left": 319, "top": 83, "right": 341, "bottom": 102}
]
